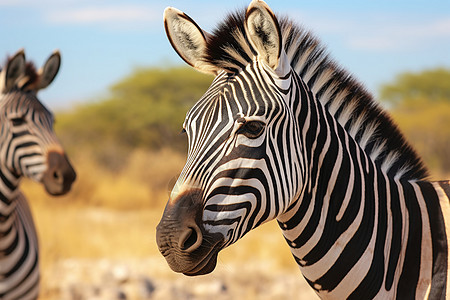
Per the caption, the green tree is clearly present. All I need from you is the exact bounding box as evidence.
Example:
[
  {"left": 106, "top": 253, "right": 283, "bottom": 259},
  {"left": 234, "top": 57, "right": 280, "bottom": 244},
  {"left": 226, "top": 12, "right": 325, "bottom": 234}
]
[
  {"left": 380, "top": 68, "right": 450, "bottom": 178},
  {"left": 56, "top": 67, "right": 213, "bottom": 170},
  {"left": 380, "top": 68, "right": 450, "bottom": 106}
]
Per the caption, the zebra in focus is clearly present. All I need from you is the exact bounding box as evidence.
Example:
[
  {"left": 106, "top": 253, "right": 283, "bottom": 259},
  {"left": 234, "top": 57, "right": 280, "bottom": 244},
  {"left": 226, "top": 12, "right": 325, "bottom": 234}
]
[
  {"left": 156, "top": 1, "right": 450, "bottom": 299},
  {"left": 0, "top": 49, "right": 76, "bottom": 300}
]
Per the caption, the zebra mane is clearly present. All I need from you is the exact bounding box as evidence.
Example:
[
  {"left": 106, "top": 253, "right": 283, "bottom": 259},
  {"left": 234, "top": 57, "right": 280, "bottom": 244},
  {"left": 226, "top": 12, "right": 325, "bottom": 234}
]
[
  {"left": 18, "top": 62, "right": 39, "bottom": 90},
  {"left": 203, "top": 9, "right": 429, "bottom": 180}
]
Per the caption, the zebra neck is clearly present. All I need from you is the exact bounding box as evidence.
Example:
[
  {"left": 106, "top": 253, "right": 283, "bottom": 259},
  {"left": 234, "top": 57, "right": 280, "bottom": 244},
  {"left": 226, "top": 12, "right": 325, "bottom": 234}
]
[
  {"left": 0, "top": 168, "right": 21, "bottom": 221},
  {"left": 277, "top": 76, "right": 374, "bottom": 239},
  {"left": 275, "top": 78, "right": 450, "bottom": 297},
  {"left": 0, "top": 170, "right": 23, "bottom": 262},
  {"left": 276, "top": 73, "right": 380, "bottom": 278}
]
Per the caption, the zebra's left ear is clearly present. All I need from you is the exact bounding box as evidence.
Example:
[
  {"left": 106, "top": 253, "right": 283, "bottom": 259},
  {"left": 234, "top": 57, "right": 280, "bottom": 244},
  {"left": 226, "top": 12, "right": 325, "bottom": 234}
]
[
  {"left": 37, "top": 50, "right": 61, "bottom": 90},
  {"left": 0, "top": 49, "right": 26, "bottom": 93},
  {"left": 164, "top": 7, "right": 219, "bottom": 74},
  {"left": 244, "top": 0, "right": 282, "bottom": 70}
]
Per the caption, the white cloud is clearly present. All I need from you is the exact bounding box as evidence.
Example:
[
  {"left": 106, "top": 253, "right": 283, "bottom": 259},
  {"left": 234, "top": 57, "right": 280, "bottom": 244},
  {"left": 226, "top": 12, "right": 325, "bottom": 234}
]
[
  {"left": 46, "top": 5, "right": 160, "bottom": 26},
  {"left": 347, "top": 17, "right": 450, "bottom": 51},
  {"left": 0, "top": 0, "right": 79, "bottom": 6},
  {"left": 288, "top": 9, "right": 450, "bottom": 52},
  {"left": 429, "top": 18, "right": 450, "bottom": 36},
  {"left": 47, "top": 5, "right": 156, "bottom": 24},
  {"left": 0, "top": 1, "right": 162, "bottom": 31}
]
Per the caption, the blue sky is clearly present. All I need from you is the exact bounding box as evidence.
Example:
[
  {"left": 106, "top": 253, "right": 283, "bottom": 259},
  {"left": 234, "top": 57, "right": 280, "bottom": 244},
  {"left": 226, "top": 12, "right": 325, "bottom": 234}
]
[{"left": 1, "top": 0, "right": 450, "bottom": 109}]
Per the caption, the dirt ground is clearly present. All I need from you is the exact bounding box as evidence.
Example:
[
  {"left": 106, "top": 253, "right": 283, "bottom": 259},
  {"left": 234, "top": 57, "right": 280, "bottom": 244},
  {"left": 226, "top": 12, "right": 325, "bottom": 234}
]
[{"left": 40, "top": 257, "right": 318, "bottom": 300}]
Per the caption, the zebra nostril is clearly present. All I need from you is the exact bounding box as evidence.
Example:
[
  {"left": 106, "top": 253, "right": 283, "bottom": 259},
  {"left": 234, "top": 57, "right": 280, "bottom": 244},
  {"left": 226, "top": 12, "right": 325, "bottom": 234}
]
[
  {"left": 179, "top": 226, "right": 202, "bottom": 252},
  {"left": 53, "top": 170, "right": 62, "bottom": 183}
]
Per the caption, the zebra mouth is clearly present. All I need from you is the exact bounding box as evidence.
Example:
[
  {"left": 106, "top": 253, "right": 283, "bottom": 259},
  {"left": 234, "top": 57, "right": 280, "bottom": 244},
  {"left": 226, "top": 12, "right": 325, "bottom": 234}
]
[
  {"left": 182, "top": 243, "right": 221, "bottom": 276},
  {"left": 156, "top": 188, "right": 226, "bottom": 276},
  {"left": 158, "top": 231, "right": 224, "bottom": 276},
  {"left": 159, "top": 236, "right": 224, "bottom": 276}
]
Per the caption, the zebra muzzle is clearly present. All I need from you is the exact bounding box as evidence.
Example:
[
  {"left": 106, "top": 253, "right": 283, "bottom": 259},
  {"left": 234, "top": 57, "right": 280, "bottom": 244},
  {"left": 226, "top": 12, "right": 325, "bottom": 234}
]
[
  {"left": 42, "top": 150, "right": 76, "bottom": 195},
  {"left": 156, "top": 189, "right": 224, "bottom": 276}
]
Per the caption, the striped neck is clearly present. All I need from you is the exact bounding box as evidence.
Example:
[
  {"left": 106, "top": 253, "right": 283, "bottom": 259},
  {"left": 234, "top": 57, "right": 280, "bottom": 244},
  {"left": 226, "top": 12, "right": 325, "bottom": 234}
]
[
  {"left": 275, "top": 70, "right": 373, "bottom": 295},
  {"left": 0, "top": 169, "right": 20, "bottom": 236},
  {"left": 275, "top": 71, "right": 445, "bottom": 298}
]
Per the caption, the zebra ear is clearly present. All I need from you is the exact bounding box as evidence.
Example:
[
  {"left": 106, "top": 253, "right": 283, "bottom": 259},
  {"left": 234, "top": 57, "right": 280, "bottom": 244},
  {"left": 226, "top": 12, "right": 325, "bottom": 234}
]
[
  {"left": 38, "top": 50, "right": 61, "bottom": 90},
  {"left": 0, "top": 49, "right": 26, "bottom": 93},
  {"left": 164, "top": 7, "right": 218, "bottom": 74},
  {"left": 244, "top": 0, "right": 282, "bottom": 70}
]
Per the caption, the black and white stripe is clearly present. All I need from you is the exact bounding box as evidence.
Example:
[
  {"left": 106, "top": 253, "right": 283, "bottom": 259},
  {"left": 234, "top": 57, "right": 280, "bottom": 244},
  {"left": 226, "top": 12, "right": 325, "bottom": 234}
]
[
  {"left": 157, "top": 1, "right": 450, "bottom": 298},
  {"left": 0, "top": 50, "right": 76, "bottom": 300}
]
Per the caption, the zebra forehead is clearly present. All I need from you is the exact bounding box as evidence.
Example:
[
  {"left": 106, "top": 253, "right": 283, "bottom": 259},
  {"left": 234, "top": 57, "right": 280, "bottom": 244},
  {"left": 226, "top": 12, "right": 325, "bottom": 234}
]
[
  {"left": 0, "top": 90, "right": 52, "bottom": 118},
  {"left": 204, "top": 9, "right": 255, "bottom": 73},
  {"left": 188, "top": 71, "right": 281, "bottom": 122}
]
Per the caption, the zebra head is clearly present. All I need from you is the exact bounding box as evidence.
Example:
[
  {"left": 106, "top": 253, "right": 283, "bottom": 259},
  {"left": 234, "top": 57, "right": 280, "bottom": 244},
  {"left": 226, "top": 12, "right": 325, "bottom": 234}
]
[
  {"left": 157, "top": 1, "right": 303, "bottom": 275},
  {"left": 0, "top": 49, "right": 76, "bottom": 196}
]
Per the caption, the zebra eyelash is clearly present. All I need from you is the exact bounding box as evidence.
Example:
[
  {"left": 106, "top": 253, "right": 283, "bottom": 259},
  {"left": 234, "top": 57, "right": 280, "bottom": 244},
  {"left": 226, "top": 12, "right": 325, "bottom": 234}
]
[
  {"left": 237, "top": 120, "right": 266, "bottom": 139},
  {"left": 10, "top": 117, "right": 26, "bottom": 126}
]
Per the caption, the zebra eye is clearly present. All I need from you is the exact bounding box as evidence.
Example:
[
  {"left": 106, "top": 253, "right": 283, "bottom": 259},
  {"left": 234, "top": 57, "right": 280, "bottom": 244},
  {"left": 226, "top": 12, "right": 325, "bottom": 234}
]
[
  {"left": 11, "top": 117, "right": 25, "bottom": 126},
  {"left": 239, "top": 121, "right": 265, "bottom": 139},
  {"left": 180, "top": 128, "right": 187, "bottom": 135}
]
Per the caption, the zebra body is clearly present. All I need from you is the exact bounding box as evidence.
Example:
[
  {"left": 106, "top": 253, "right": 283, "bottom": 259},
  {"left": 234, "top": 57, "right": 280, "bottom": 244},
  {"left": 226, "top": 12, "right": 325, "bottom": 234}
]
[
  {"left": 156, "top": 1, "right": 450, "bottom": 299},
  {"left": 0, "top": 50, "right": 76, "bottom": 299}
]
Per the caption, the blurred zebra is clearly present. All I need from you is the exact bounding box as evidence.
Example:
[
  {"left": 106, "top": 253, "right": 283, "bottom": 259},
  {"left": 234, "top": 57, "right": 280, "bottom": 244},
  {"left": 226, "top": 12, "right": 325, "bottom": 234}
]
[
  {"left": 0, "top": 50, "right": 76, "bottom": 300},
  {"left": 156, "top": 1, "right": 450, "bottom": 299}
]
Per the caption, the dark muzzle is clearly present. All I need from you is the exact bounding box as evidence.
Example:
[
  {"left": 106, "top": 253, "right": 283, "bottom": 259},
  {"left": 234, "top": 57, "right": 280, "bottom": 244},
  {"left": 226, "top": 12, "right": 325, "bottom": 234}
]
[
  {"left": 42, "top": 150, "right": 76, "bottom": 195},
  {"left": 156, "top": 189, "right": 223, "bottom": 276}
]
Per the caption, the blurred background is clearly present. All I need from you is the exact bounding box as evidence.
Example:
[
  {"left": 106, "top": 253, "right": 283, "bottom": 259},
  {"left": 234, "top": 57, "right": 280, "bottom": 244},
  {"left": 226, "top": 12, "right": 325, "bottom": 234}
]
[{"left": 1, "top": 0, "right": 449, "bottom": 299}]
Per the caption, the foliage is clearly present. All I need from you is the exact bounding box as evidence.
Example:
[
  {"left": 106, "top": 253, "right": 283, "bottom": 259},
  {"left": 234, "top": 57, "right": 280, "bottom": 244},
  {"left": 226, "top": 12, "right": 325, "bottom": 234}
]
[
  {"left": 379, "top": 68, "right": 450, "bottom": 178},
  {"left": 380, "top": 68, "right": 450, "bottom": 107},
  {"left": 55, "top": 67, "right": 212, "bottom": 170}
]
